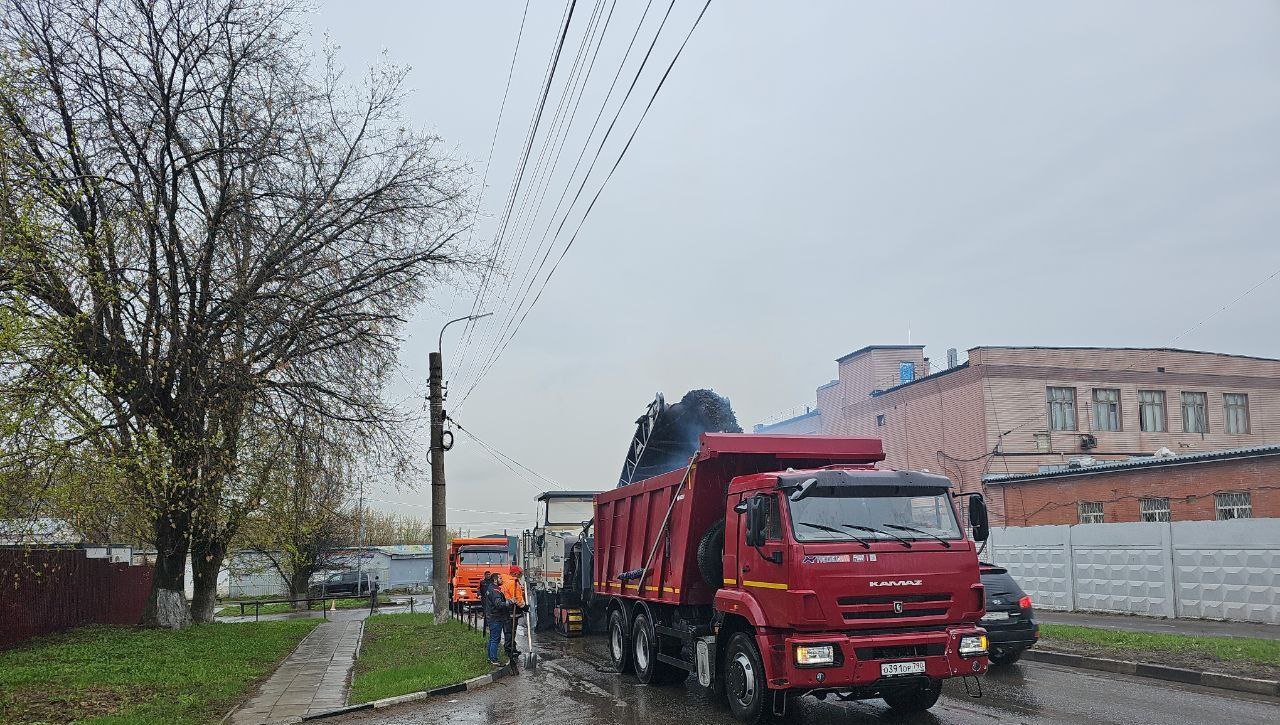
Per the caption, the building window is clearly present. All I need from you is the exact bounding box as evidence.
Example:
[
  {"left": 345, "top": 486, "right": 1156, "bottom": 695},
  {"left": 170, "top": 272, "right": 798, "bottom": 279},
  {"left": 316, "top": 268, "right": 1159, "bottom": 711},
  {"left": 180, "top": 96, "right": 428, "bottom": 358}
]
[
  {"left": 1181, "top": 392, "right": 1208, "bottom": 433},
  {"left": 1034, "top": 433, "right": 1051, "bottom": 452},
  {"left": 899, "top": 361, "right": 915, "bottom": 385},
  {"left": 1078, "top": 501, "right": 1104, "bottom": 524},
  {"left": 876, "top": 414, "right": 886, "bottom": 427},
  {"left": 1048, "top": 387, "right": 1077, "bottom": 431},
  {"left": 1138, "top": 390, "right": 1166, "bottom": 432},
  {"left": 1140, "top": 497, "right": 1170, "bottom": 523},
  {"left": 1092, "top": 388, "right": 1120, "bottom": 431},
  {"left": 1224, "top": 393, "right": 1250, "bottom": 434},
  {"left": 1214, "top": 492, "right": 1252, "bottom": 520}
]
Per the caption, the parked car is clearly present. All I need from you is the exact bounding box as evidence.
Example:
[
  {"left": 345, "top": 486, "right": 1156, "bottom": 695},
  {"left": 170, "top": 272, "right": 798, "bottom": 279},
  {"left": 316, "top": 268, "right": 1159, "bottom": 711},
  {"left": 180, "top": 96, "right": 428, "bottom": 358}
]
[
  {"left": 309, "top": 570, "right": 373, "bottom": 598},
  {"left": 979, "top": 562, "right": 1039, "bottom": 666}
]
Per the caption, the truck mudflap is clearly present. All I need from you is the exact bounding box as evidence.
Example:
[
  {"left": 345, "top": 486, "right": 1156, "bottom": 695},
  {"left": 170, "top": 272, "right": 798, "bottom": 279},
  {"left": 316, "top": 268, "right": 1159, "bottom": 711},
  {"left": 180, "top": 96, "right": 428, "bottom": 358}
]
[{"left": 756, "top": 626, "right": 988, "bottom": 690}]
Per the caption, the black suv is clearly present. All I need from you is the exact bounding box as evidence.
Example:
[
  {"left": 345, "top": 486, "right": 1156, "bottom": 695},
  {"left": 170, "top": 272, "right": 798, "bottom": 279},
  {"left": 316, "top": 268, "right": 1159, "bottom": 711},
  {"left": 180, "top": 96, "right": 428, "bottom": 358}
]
[
  {"left": 979, "top": 562, "right": 1039, "bottom": 666},
  {"left": 309, "top": 570, "right": 373, "bottom": 598}
]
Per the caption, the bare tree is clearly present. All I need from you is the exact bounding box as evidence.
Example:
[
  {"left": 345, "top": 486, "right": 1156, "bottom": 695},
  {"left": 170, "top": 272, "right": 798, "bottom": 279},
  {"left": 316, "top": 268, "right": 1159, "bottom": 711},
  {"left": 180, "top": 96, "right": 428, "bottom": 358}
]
[{"left": 0, "top": 0, "right": 470, "bottom": 627}]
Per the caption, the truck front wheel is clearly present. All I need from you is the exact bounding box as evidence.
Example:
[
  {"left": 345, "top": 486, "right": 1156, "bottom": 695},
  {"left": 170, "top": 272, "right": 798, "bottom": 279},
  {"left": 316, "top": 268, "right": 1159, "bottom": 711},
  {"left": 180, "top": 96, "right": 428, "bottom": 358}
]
[
  {"left": 607, "top": 608, "right": 633, "bottom": 674},
  {"left": 881, "top": 678, "right": 942, "bottom": 713},
  {"left": 724, "top": 632, "right": 768, "bottom": 724}
]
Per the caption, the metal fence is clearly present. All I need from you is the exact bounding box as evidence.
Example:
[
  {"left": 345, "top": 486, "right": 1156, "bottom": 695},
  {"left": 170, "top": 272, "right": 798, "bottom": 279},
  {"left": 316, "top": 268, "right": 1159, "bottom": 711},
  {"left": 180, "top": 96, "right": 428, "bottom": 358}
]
[
  {"left": 0, "top": 548, "right": 153, "bottom": 648},
  {"left": 987, "top": 518, "right": 1280, "bottom": 624}
]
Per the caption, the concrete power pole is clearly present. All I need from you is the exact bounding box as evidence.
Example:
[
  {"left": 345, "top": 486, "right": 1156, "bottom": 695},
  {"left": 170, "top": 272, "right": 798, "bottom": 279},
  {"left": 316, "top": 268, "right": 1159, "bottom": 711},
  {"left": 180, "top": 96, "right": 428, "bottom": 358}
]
[
  {"left": 430, "top": 312, "right": 491, "bottom": 624},
  {"left": 428, "top": 350, "right": 448, "bottom": 624}
]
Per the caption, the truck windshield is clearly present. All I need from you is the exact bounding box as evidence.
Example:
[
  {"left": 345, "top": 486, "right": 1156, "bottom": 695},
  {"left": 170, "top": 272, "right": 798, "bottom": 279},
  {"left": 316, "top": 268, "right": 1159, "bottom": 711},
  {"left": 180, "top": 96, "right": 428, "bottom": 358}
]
[
  {"left": 457, "top": 548, "right": 510, "bottom": 565},
  {"left": 545, "top": 499, "right": 594, "bottom": 525},
  {"left": 788, "top": 489, "right": 962, "bottom": 543}
]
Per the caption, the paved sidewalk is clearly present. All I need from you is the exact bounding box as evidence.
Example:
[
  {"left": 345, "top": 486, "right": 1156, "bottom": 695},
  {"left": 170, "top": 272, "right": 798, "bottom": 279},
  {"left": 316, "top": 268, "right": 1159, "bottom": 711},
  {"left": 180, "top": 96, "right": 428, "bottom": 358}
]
[
  {"left": 1038, "top": 610, "right": 1278, "bottom": 639},
  {"left": 232, "top": 611, "right": 366, "bottom": 724}
]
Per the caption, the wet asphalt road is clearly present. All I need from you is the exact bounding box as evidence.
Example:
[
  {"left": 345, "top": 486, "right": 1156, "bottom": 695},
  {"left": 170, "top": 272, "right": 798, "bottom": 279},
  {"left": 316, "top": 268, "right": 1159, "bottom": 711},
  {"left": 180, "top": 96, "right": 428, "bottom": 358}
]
[{"left": 335, "top": 634, "right": 1280, "bottom": 725}]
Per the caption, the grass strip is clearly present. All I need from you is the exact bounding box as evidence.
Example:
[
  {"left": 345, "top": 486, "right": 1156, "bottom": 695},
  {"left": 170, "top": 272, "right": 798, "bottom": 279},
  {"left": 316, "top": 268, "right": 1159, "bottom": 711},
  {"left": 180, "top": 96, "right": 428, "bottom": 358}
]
[
  {"left": 349, "top": 613, "right": 490, "bottom": 704},
  {"left": 1039, "top": 624, "right": 1280, "bottom": 667},
  {"left": 0, "top": 619, "right": 319, "bottom": 724}
]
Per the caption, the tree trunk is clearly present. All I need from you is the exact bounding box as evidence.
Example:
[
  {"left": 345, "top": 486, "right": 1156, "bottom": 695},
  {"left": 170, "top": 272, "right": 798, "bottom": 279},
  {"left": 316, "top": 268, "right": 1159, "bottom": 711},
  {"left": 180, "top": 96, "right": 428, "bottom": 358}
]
[
  {"left": 290, "top": 567, "right": 313, "bottom": 610},
  {"left": 190, "top": 533, "right": 226, "bottom": 624},
  {"left": 142, "top": 512, "right": 192, "bottom": 629}
]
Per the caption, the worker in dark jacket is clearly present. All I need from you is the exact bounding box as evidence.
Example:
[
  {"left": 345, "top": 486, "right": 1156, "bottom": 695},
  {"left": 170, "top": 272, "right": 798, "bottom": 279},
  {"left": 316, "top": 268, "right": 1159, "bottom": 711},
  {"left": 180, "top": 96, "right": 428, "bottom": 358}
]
[
  {"left": 484, "top": 574, "right": 512, "bottom": 665},
  {"left": 478, "top": 571, "right": 493, "bottom": 624}
]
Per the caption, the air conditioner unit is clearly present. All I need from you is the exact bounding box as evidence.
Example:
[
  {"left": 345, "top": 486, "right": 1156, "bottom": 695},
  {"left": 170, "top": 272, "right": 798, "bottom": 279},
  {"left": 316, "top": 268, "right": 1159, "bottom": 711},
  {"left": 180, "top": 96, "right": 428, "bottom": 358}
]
[{"left": 1079, "top": 433, "right": 1098, "bottom": 450}]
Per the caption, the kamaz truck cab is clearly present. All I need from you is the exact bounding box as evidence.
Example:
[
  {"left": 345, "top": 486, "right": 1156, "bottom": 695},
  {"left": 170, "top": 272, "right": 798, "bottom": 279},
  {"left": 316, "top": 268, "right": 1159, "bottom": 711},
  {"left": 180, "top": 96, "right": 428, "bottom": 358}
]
[{"left": 448, "top": 537, "right": 511, "bottom": 609}]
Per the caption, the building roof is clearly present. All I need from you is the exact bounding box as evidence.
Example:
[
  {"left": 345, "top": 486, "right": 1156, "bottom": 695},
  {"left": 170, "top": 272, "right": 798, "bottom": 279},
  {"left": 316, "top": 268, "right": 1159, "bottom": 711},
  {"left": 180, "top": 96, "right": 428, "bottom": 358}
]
[
  {"left": 836, "top": 344, "right": 925, "bottom": 364},
  {"left": 872, "top": 361, "right": 969, "bottom": 397},
  {"left": 754, "top": 407, "right": 821, "bottom": 433},
  {"left": 969, "top": 345, "right": 1280, "bottom": 364},
  {"left": 985, "top": 444, "right": 1280, "bottom": 485}
]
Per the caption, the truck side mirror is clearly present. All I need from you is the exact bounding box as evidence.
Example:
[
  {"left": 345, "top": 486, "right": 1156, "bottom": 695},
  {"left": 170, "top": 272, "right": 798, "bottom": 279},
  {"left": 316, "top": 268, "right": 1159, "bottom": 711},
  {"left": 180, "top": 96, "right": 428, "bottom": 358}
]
[
  {"left": 969, "top": 494, "right": 990, "bottom": 542},
  {"left": 744, "top": 496, "right": 766, "bottom": 548}
]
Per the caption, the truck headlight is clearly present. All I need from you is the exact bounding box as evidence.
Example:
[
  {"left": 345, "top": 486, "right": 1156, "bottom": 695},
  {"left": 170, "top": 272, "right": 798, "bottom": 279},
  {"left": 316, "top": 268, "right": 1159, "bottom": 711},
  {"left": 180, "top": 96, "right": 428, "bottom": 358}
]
[
  {"left": 795, "top": 644, "right": 835, "bottom": 667},
  {"left": 457, "top": 589, "right": 468, "bottom": 598},
  {"left": 958, "top": 635, "right": 988, "bottom": 657}
]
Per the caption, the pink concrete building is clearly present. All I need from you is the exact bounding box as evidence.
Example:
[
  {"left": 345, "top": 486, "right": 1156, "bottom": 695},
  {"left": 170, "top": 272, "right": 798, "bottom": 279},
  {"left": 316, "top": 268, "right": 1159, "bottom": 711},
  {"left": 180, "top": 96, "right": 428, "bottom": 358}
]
[{"left": 757, "top": 345, "right": 1280, "bottom": 524}]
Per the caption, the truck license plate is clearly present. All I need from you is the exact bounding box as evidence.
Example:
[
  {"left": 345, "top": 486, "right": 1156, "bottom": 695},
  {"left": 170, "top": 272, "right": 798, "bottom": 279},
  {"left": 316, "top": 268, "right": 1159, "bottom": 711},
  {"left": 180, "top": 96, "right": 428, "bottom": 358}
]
[
  {"left": 981, "top": 611, "right": 1010, "bottom": 621},
  {"left": 880, "top": 661, "right": 926, "bottom": 677}
]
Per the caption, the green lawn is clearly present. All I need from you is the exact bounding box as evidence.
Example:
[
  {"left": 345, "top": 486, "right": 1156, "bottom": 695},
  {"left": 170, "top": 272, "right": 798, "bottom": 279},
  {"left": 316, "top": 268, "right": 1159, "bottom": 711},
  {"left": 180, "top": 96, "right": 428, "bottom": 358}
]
[
  {"left": 217, "top": 596, "right": 392, "bottom": 617},
  {"left": 349, "top": 613, "right": 491, "bottom": 704},
  {"left": 0, "top": 620, "right": 318, "bottom": 724},
  {"left": 1040, "top": 624, "right": 1280, "bottom": 667}
]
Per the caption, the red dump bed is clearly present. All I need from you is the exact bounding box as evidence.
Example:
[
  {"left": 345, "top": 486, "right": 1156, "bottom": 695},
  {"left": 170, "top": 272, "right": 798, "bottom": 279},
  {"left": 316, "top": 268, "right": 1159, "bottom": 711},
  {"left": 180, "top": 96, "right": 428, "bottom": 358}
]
[{"left": 593, "top": 433, "right": 884, "bottom": 606}]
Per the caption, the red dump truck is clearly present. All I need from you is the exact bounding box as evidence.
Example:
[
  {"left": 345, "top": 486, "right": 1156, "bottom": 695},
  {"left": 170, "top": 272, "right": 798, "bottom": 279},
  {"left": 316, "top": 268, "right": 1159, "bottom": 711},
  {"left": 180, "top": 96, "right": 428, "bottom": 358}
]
[{"left": 593, "top": 433, "right": 991, "bottom": 722}]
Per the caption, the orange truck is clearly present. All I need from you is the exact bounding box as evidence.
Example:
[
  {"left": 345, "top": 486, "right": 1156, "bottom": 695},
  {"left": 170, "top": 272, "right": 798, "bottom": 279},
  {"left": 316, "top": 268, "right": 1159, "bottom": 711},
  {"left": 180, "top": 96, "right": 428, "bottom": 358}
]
[{"left": 448, "top": 537, "right": 513, "bottom": 609}]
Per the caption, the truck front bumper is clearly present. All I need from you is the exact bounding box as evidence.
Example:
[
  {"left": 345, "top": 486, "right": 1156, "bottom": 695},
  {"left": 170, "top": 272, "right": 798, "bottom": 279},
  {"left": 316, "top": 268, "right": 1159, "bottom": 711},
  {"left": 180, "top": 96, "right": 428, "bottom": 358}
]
[{"left": 760, "top": 626, "right": 988, "bottom": 691}]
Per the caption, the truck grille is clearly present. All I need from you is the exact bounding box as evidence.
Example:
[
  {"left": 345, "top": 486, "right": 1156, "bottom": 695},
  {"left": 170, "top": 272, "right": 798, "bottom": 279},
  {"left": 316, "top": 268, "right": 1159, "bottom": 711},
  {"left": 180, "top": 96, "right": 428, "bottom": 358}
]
[
  {"left": 855, "top": 643, "right": 946, "bottom": 660},
  {"left": 838, "top": 593, "right": 953, "bottom": 621},
  {"left": 837, "top": 594, "right": 951, "bottom": 606},
  {"left": 843, "top": 608, "right": 949, "bottom": 620}
]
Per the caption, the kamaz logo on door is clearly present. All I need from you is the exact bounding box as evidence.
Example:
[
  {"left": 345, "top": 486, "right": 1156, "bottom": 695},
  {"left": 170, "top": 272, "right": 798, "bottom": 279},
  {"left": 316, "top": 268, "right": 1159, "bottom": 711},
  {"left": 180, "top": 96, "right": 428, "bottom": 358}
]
[{"left": 869, "top": 579, "right": 923, "bottom": 587}]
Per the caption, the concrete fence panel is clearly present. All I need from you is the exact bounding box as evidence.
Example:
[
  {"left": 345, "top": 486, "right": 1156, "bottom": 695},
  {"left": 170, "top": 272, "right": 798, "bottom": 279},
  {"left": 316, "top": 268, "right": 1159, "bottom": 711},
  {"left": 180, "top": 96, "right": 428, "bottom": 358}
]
[
  {"left": 1069, "top": 522, "right": 1174, "bottom": 618},
  {"left": 1170, "top": 519, "right": 1280, "bottom": 624},
  {"left": 989, "top": 519, "right": 1279, "bottom": 624},
  {"left": 986, "top": 525, "right": 1073, "bottom": 611}
]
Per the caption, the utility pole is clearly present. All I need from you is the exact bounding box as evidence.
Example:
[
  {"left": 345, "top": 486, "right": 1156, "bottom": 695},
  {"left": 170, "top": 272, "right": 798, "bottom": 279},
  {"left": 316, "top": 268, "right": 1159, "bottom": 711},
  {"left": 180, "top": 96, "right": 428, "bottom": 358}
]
[
  {"left": 428, "top": 350, "right": 447, "bottom": 623},
  {"left": 430, "top": 312, "right": 492, "bottom": 623}
]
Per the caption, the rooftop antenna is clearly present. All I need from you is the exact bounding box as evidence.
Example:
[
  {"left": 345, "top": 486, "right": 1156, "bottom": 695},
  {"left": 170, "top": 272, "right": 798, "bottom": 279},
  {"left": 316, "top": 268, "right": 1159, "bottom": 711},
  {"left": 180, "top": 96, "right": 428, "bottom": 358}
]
[{"left": 907, "top": 322, "right": 912, "bottom": 345}]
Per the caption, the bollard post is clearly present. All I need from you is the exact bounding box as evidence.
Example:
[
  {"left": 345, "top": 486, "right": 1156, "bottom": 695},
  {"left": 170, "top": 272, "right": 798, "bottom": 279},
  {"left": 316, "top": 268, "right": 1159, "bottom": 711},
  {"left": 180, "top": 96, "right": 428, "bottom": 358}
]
[
  {"left": 255, "top": 602, "right": 260, "bottom": 622},
  {"left": 410, "top": 597, "right": 415, "bottom": 614}
]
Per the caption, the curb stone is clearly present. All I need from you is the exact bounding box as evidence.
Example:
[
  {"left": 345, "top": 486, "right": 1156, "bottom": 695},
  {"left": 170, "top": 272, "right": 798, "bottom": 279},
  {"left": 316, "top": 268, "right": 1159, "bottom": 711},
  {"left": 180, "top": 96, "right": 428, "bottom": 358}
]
[
  {"left": 1022, "top": 649, "right": 1280, "bottom": 697},
  {"left": 298, "top": 666, "right": 513, "bottom": 721}
]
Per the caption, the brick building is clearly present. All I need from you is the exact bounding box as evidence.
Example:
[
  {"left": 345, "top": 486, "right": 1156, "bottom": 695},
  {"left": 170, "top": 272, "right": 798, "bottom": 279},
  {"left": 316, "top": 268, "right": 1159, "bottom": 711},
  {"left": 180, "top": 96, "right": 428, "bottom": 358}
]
[
  {"left": 757, "top": 345, "right": 1280, "bottom": 524},
  {"left": 990, "top": 444, "right": 1280, "bottom": 525}
]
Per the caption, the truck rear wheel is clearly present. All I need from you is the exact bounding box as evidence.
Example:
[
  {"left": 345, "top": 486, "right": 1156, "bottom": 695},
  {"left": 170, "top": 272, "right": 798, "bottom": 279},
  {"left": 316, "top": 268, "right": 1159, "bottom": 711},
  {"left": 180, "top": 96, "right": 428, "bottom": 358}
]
[
  {"left": 632, "top": 609, "right": 682, "bottom": 685},
  {"left": 882, "top": 678, "right": 942, "bottom": 713},
  {"left": 607, "top": 607, "right": 633, "bottom": 674},
  {"left": 724, "top": 632, "right": 768, "bottom": 724}
]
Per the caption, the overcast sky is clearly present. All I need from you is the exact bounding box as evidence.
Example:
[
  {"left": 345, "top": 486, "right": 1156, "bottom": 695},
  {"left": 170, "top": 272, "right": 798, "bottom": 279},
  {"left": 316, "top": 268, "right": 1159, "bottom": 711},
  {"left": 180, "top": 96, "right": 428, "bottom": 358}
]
[{"left": 309, "top": 0, "right": 1280, "bottom": 534}]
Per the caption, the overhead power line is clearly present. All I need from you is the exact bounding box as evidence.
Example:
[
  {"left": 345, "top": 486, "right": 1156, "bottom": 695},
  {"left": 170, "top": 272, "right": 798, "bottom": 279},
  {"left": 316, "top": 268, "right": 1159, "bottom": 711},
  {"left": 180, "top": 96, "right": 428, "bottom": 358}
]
[
  {"left": 449, "top": 416, "right": 566, "bottom": 491},
  {"left": 456, "top": 0, "right": 669, "bottom": 406},
  {"left": 454, "top": 0, "right": 623, "bottom": 394},
  {"left": 458, "top": 0, "right": 712, "bottom": 408},
  {"left": 454, "top": 0, "right": 581, "bottom": 380}
]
